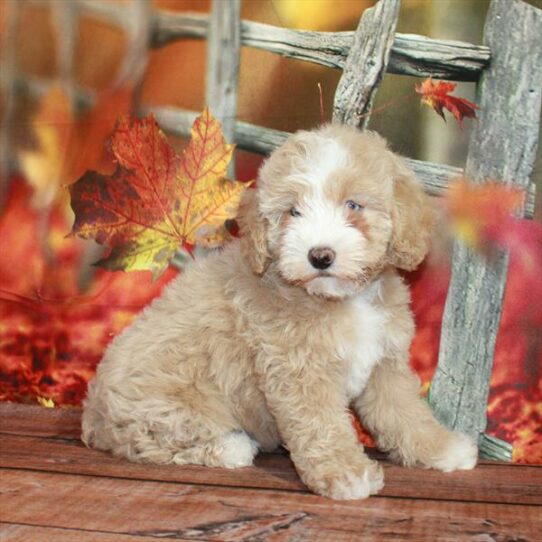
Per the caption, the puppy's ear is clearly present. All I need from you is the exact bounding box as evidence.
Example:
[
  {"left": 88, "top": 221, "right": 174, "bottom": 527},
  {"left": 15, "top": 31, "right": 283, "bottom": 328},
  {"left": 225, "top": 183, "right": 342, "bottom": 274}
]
[
  {"left": 388, "top": 160, "right": 435, "bottom": 271},
  {"left": 237, "top": 188, "right": 270, "bottom": 275}
]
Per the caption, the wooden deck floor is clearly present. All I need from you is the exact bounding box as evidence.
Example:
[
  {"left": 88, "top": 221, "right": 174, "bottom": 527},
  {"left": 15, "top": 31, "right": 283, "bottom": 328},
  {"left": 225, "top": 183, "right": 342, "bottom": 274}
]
[{"left": 0, "top": 403, "right": 540, "bottom": 542}]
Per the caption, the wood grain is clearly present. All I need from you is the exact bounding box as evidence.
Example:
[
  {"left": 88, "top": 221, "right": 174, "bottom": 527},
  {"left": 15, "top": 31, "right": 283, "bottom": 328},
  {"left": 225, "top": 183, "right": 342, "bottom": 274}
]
[
  {"left": 1, "top": 433, "right": 541, "bottom": 505},
  {"left": 332, "top": 0, "right": 400, "bottom": 128},
  {"left": 0, "top": 524, "right": 175, "bottom": 542},
  {"left": 1, "top": 469, "right": 540, "bottom": 542},
  {"left": 430, "top": 0, "right": 542, "bottom": 442},
  {"left": 205, "top": 0, "right": 240, "bottom": 157},
  {"left": 0, "top": 403, "right": 81, "bottom": 439},
  {"left": 67, "top": 0, "right": 491, "bottom": 82},
  {"left": 2, "top": 404, "right": 541, "bottom": 541},
  {"left": 1, "top": 402, "right": 541, "bottom": 506},
  {"left": 147, "top": 9, "right": 490, "bottom": 81}
]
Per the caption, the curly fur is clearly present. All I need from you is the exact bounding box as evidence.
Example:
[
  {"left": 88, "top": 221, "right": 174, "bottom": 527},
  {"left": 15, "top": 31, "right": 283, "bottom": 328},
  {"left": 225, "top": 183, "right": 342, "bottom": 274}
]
[{"left": 82, "top": 124, "right": 477, "bottom": 500}]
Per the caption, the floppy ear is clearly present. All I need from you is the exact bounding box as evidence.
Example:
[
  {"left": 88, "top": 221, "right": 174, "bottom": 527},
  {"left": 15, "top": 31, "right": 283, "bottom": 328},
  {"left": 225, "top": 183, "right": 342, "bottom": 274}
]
[
  {"left": 388, "top": 163, "right": 435, "bottom": 271},
  {"left": 237, "top": 188, "right": 271, "bottom": 275}
]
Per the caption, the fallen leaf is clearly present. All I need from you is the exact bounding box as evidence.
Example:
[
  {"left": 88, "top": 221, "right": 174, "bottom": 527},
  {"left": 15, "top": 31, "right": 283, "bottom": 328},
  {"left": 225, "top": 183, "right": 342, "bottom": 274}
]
[
  {"left": 37, "top": 396, "right": 55, "bottom": 408},
  {"left": 0, "top": 178, "right": 177, "bottom": 406},
  {"left": 70, "top": 108, "right": 250, "bottom": 277},
  {"left": 416, "top": 78, "right": 478, "bottom": 127},
  {"left": 19, "top": 85, "right": 132, "bottom": 208}
]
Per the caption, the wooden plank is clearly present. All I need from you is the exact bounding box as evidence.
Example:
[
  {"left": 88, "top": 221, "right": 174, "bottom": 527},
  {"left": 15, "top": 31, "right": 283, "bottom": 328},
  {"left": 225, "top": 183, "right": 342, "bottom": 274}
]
[
  {"left": 0, "top": 403, "right": 81, "bottom": 439},
  {"left": 388, "top": 33, "right": 489, "bottom": 81},
  {"left": 333, "top": 0, "right": 400, "bottom": 128},
  {"left": 479, "top": 432, "right": 513, "bottom": 462},
  {"left": 0, "top": 523, "right": 175, "bottom": 542},
  {"left": 149, "top": 10, "right": 489, "bottom": 81},
  {"left": 1, "top": 432, "right": 541, "bottom": 505},
  {"left": 74, "top": 0, "right": 490, "bottom": 81},
  {"left": 0, "top": 433, "right": 302, "bottom": 493},
  {"left": 429, "top": 0, "right": 542, "bottom": 441},
  {"left": 148, "top": 106, "right": 462, "bottom": 193},
  {"left": 1, "top": 469, "right": 541, "bottom": 542},
  {"left": 205, "top": 0, "right": 240, "bottom": 151}
]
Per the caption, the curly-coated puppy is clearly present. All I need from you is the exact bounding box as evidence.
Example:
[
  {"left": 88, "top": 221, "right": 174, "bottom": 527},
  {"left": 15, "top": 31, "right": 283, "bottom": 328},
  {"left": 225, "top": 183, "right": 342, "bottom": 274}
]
[{"left": 82, "top": 124, "right": 477, "bottom": 500}]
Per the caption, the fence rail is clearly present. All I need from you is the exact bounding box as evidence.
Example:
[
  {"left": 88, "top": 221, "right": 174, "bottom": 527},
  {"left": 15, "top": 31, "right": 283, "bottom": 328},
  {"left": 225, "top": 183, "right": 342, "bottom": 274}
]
[
  {"left": 3, "top": 69, "right": 536, "bottom": 217},
  {"left": 149, "top": 104, "right": 536, "bottom": 217},
  {"left": 73, "top": 0, "right": 490, "bottom": 81}
]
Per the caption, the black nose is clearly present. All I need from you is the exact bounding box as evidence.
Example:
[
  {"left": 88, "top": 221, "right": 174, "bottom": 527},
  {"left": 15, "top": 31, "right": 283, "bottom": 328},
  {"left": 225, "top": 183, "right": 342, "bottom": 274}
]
[{"left": 308, "top": 247, "right": 336, "bottom": 270}]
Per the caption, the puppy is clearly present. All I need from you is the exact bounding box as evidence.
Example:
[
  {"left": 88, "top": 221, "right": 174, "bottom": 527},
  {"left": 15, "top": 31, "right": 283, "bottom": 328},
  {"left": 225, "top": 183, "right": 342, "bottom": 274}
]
[{"left": 82, "top": 124, "right": 477, "bottom": 500}]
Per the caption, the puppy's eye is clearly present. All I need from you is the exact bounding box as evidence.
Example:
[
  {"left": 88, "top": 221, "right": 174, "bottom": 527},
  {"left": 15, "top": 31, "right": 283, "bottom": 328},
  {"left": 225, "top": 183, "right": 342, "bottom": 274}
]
[
  {"left": 290, "top": 207, "right": 302, "bottom": 217},
  {"left": 345, "top": 200, "right": 364, "bottom": 211}
]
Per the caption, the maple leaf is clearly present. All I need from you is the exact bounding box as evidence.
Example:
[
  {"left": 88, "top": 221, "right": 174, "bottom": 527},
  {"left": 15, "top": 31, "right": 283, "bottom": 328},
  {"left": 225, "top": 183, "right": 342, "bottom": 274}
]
[
  {"left": 70, "top": 108, "right": 250, "bottom": 277},
  {"left": 416, "top": 78, "right": 478, "bottom": 127},
  {"left": 19, "top": 85, "right": 131, "bottom": 208}
]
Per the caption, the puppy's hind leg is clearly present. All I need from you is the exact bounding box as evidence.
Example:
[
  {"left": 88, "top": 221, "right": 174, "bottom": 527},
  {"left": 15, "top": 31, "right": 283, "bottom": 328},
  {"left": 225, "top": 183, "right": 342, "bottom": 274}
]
[
  {"left": 129, "top": 390, "right": 259, "bottom": 469},
  {"left": 171, "top": 430, "right": 259, "bottom": 469},
  {"left": 354, "top": 358, "right": 478, "bottom": 472}
]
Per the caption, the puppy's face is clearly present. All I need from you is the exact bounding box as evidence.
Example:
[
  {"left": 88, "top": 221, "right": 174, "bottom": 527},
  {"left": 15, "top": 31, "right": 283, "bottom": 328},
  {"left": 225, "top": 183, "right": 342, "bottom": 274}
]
[{"left": 238, "top": 125, "right": 433, "bottom": 299}]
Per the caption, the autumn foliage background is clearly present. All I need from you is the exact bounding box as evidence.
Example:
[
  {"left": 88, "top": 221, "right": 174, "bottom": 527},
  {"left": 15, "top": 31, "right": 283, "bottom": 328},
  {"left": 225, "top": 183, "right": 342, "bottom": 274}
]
[{"left": 0, "top": 0, "right": 541, "bottom": 463}]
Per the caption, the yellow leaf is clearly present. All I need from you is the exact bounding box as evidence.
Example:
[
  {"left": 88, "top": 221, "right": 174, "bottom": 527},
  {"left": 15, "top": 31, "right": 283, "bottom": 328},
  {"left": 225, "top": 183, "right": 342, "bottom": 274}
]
[
  {"left": 20, "top": 85, "right": 131, "bottom": 209},
  {"left": 37, "top": 396, "right": 55, "bottom": 408},
  {"left": 176, "top": 108, "right": 249, "bottom": 247}
]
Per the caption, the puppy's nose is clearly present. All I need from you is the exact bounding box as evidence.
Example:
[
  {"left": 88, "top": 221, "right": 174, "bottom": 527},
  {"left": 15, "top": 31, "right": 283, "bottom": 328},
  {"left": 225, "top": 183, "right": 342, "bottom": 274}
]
[{"left": 308, "top": 247, "right": 336, "bottom": 270}]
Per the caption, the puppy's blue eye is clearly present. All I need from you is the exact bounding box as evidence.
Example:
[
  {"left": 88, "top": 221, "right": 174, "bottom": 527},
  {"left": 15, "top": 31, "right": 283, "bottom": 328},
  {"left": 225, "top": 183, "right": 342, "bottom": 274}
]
[
  {"left": 346, "top": 200, "right": 364, "bottom": 211},
  {"left": 290, "top": 207, "right": 302, "bottom": 217}
]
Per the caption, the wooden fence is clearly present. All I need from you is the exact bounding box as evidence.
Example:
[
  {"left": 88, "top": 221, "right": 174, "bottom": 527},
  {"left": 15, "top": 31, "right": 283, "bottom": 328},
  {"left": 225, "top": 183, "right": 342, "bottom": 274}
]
[{"left": 1, "top": 0, "right": 541, "bottom": 460}]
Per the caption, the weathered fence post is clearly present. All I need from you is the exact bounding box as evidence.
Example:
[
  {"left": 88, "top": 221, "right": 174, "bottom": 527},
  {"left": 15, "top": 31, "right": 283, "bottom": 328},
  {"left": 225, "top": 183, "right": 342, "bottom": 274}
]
[
  {"left": 116, "top": 0, "right": 152, "bottom": 89},
  {"left": 429, "top": 0, "right": 542, "bottom": 457},
  {"left": 332, "top": 0, "right": 400, "bottom": 128},
  {"left": 51, "top": 0, "right": 78, "bottom": 105},
  {"left": 0, "top": 0, "right": 19, "bottom": 208},
  {"left": 205, "top": 0, "right": 241, "bottom": 176}
]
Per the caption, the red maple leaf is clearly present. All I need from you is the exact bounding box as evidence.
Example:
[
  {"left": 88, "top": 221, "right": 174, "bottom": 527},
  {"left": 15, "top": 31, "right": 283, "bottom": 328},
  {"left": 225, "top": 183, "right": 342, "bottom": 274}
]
[{"left": 416, "top": 78, "right": 478, "bottom": 127}]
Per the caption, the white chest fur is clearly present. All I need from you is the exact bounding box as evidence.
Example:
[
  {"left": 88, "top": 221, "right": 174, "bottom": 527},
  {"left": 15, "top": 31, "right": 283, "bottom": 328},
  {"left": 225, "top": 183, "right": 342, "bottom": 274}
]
[{"left": 341, "top": 283, "right": 388, "bottom": 401}]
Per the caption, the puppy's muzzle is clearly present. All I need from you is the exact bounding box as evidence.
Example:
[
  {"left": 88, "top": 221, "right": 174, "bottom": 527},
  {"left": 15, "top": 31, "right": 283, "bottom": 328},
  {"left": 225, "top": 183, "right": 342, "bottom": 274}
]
[{"left": 308, "top": 247, "right": 336, "bottom": 270}]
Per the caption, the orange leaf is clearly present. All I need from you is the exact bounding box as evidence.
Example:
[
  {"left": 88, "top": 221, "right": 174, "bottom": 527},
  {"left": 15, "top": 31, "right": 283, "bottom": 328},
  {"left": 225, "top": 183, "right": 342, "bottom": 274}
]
[
  {"left": 446, "top": 178, "right": 524, "bottom": 249},
  {"left": 70, "top": 109, "right": 251, "bottom": 277},
  {"left": 175, "top": 108, "right": 240, "bottom": 248},
  {"left": 19, "top": 85, "right": 131, "bottom": 208},
  {"left": 416, "top": 78, "right": 478, "bottom": 128}
]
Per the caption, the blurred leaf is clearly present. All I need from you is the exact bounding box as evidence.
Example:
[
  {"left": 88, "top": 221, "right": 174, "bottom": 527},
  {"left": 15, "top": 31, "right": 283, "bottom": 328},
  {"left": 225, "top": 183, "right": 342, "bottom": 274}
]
[
  {"left": 19, "top": 85, "right": 132, "bottom": 208},
  {"left": 446, "top": 178, "right": 525, "bottom": 250}
]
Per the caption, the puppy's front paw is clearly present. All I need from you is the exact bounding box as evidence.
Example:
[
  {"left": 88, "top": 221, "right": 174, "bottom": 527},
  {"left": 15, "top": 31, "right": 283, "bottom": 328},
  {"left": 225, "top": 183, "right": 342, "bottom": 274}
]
[
  {"left": 304, "top": 460, "right": 384, "bottom": 500},
  {"left": 427, "top": 432, "right": 478, "bottom": 472}
]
